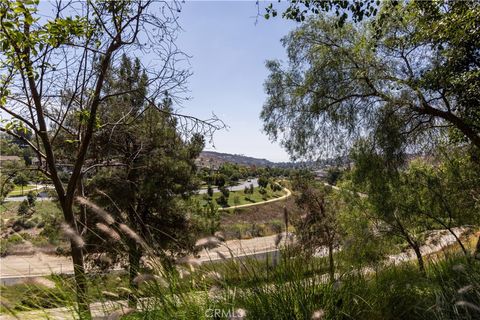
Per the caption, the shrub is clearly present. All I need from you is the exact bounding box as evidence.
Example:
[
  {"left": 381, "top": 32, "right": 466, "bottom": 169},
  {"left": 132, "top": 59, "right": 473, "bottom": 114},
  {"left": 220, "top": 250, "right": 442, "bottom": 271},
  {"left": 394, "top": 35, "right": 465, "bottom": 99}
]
[
  {"left": 27, "top": 191, "right": 37, "bottom": 207},
  {"left": 17, "top": 200, "right": 30, "bottom": 215}
]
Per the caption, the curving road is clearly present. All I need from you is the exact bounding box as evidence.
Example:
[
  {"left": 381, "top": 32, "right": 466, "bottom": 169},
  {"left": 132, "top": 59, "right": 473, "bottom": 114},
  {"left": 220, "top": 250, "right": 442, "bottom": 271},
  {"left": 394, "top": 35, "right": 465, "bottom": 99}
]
[{"left": 197, "top": 178, "right": 259, "bottom": 194}]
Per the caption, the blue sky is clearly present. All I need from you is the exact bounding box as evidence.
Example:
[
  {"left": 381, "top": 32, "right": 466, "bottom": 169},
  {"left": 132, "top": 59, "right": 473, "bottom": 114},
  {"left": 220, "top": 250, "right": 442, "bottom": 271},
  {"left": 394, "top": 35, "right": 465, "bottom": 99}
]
[{"left": 175, "top": 1, "right": 297, "bottom": 162}]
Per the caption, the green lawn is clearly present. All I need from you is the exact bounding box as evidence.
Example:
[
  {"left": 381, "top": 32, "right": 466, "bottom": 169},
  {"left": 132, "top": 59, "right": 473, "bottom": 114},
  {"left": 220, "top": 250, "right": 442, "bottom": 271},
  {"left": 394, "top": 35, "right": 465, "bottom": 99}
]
[
  {"left": 193, "top": 186, "right": 286, "bottom": 208},
  {"left": 7, "top": 185, "right": 38, "bottom": 197}
]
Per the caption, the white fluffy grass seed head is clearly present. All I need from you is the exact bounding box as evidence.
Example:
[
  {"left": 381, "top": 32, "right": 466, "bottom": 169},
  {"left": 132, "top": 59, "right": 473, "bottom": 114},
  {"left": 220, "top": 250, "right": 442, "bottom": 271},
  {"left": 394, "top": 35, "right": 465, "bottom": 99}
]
[
  {"left": 76, "top": 197, "right": 115, "bottom": 225},
  {"left": 96, "top": 222, "right": 121, "bottom": 241},
  {"left": 214, "top": 231, "right": 226, "bottom": 242},
  {"left": 24, "top": 277, "right": 56, "bottom": 289},
  {"left": 119, "top": 223, "right": 144, "bottom": 244},
  {"left": 206, "top": 271, "right": 222, "bottom": 281},
  {"left": 229, "top": 308, "right": 247, "bottom": 320},
  {"left": 195, "top": 236, "right": 221, "bottom": 250},
  {"left": 101, "top": 291, "right": 119, "bottom": 299},
  {"left": 311, "top": 309, "right": 325, "bottom": 319},
  {"left": 61, "top": 223, "right": 85, "bottom": 248},
  {"left": 132, "top": 273, "right": 156, "bottom": 285}
]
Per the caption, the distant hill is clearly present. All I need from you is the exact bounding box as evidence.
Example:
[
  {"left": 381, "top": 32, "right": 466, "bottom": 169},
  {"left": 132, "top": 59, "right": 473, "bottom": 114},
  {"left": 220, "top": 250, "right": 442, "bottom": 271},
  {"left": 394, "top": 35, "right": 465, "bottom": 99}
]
[
  {"left": 196, "top": 151, "right": 350, "bottom": 169},
  {"left": 196, "top": 151, "right": 275, "bottom": 169}
]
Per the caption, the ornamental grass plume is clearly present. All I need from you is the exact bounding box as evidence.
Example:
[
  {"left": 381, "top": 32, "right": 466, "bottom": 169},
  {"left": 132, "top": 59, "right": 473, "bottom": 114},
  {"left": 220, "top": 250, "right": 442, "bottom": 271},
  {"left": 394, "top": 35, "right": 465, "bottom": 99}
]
[
  {"left": 61, "top": 223, "right": 85, "bottom": 248},
  {"left": 76, "top": 196, "right": 115, "bottom": 225},
  {"left": 24, "top": 277, "right": 56, "bottom": 289},
  {"left": 132, "top": 273, "right": 156, "bottom": 285},
  {"left": 311, "top": 309, "right": 325, "bottom": 319},
  {"left": 195, "top": 236, "right": 221, "bottom": 250},
  {"left": 229, "top": 308, "right": 246, "bottom": 320},
  {"left": 96, "top": 222, "right": 121, "bottom": 241},
  {"left": 119, "top": 223, "right": 144, "bottom": 245}
]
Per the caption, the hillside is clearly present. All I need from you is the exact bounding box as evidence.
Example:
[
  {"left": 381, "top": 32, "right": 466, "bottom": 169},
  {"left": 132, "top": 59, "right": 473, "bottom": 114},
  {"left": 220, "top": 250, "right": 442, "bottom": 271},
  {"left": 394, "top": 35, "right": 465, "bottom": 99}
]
[{"left": 196, "top": 151, "right": 275, "bottom": 168}]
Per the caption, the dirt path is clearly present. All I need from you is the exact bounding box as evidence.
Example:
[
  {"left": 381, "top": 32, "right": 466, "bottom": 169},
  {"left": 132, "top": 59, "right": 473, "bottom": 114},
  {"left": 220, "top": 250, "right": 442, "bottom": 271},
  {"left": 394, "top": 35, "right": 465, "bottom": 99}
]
[{"left": 218, "top": 188, "right": 291, "bottom": 211}]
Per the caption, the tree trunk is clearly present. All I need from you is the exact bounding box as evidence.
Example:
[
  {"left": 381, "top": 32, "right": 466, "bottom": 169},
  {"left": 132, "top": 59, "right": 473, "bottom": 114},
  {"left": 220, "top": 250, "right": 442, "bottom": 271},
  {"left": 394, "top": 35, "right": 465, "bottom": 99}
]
[
  {"left": 328, "top": 242, "right": 335, "bottom": 282},
  {"left": 61, "top": 201, "right": 91, "bottom": 319},
  {"left": 71, "top": 244, "right": 90, "bottom": 319},
  {"left": 445, "top": 227, "right": 467, "bottom": 255},
  {"left": 128, "top": 241, "right": 142, "bottom": 308},
  {"left": 412, "top": 244, "right": 425, "bottom": 274}
]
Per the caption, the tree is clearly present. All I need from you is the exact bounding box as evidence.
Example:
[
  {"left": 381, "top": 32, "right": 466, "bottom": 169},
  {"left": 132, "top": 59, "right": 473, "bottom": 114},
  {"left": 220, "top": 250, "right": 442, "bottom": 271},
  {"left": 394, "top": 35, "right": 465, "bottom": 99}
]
[
  {"left": 0, "top": 1, "right": 224, "bottom": 316},
  {"left": 326, "top": 167, "right": 343, "bottom": 186},
  {"left": 13, "top": 172, "right": 28, "bottom": 196},
  {"left": 26, "top": 191, "right": 36, "bottom": 207},
  {"left": 264, "top": 0, "right": 384, "bottom": 25},
  {"left": 401, "top": 149, "right": 480, "bottom": 255},
  {"left": 195, "top": 201, "right": 221, "bottom": 236},
  {"left": 262, "top": 1, "right": 480, "bottom": 160},
  {"left": 258, "top": 176, "right": 269, "bottom": 188},
  {"left": 84, "top": 56, "right": 206, "bottom": 306},
  {"left": 17, "top": 199, "right": 30, "bottom": 216},
  {"left": 350, "top": 139, "right": 428, "bottom": 273},
  {"left": 207, "top": 185, "right": 214, "bottom": 198},
  {"left": 214, "top": 174, "right": 227, "bottom": 188},
  {"left": 292, "top": 175, "right": 340, "bottom": 282}
]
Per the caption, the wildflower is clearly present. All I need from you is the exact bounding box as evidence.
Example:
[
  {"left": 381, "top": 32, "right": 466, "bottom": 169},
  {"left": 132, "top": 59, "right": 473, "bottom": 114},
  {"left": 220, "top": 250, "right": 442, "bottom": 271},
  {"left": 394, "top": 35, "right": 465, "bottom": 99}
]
[
  {"left": 61, "top": 223, "right": 84, "bottom": 248},
  {"left": 311, "top": 309, "right": 325, "bottom": 319},
  {"left": 76, "top": 197, "right": 114, "bottom": 225},
  {"left": 96, "top": 223, "right": 121, "bottom": 241}
]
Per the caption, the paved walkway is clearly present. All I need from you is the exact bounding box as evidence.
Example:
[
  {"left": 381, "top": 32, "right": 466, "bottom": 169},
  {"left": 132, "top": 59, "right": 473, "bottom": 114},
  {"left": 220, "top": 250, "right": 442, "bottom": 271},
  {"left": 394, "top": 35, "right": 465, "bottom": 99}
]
[{"left": 0, "top": 233, "right": 288, "bottom": 284}]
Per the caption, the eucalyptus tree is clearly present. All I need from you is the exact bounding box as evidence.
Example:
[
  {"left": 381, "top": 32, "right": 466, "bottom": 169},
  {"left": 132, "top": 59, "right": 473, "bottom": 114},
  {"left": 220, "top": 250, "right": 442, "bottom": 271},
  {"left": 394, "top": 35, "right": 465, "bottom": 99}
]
[{"left": 0, "top": 1, "right": 223, "bottom": 316}]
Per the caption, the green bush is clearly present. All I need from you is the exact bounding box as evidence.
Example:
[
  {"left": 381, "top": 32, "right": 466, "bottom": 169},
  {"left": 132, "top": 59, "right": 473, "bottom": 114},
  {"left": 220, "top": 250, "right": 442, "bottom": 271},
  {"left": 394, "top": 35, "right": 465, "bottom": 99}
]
[{"left": 17, "top": 200, "right": 29, "bottom": 215}]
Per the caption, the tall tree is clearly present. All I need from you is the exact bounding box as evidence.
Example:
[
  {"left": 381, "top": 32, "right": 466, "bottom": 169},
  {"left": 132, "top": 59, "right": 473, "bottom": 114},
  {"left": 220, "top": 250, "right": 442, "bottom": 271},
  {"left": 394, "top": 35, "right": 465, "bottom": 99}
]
[
  {"left": 350, "top": 138, "right": 430, "bottom": 273},
  {"left": 83, "top": 56, "right": 204, "bottom": 307},
  {"left": 0, "top": 1, "right": 223, "bottom": 316},
  {"left": 292, "top": 173, "right": 340, "bottom": 281},
  {"left": 261, "top": 1, "right": 480, "bottom": 159}
]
